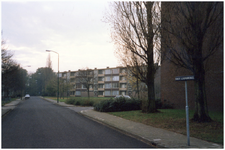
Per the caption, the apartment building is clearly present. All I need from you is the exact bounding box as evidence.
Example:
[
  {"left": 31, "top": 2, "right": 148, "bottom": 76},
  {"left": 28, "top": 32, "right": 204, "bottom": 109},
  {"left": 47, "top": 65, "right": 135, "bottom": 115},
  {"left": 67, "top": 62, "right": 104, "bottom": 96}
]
[{"left": 59, "top": 66, "right": 133, "bottom": 97}]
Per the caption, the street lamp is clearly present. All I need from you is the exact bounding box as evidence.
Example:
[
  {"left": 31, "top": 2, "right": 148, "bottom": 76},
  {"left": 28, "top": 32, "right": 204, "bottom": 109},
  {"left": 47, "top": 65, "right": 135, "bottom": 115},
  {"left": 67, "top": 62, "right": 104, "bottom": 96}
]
[{"left": 46, "top": 50, "right": 59, "bottom": 103}]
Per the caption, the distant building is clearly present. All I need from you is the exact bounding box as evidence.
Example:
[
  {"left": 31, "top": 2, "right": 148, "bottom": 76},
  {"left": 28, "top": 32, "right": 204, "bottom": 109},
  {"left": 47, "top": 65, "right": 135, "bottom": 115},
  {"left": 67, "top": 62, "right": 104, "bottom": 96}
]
[
  {"left": 59, "top": 66, "right": 161, "bottom": 99},
  {"left": 59, "top": 67, "right": 133, "bottom": 97}
]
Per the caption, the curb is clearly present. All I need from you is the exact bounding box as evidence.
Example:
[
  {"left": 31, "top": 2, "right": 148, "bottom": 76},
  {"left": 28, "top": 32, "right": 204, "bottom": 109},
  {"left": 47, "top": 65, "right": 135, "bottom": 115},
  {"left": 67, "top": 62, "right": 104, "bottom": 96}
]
[
  {"left": 78, "top": 110, "right": 160, "bottom": 148},
  {"left": 2, "top": 99, "right": 23, "bottom": 117}
]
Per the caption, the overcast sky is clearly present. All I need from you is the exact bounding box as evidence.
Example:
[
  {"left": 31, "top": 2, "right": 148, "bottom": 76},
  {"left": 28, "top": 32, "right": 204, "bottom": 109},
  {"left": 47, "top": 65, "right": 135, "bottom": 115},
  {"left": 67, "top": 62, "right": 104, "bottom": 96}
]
[{"left": 2, "top": 0, "right": 119, "bottom": 74}]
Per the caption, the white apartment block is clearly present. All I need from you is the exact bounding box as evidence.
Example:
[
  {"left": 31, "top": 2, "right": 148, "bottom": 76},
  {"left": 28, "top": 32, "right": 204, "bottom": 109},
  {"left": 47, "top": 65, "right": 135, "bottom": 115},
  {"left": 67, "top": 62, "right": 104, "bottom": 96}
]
[{"left": 59, "top": 66, "right": 133, "bottom": 97}]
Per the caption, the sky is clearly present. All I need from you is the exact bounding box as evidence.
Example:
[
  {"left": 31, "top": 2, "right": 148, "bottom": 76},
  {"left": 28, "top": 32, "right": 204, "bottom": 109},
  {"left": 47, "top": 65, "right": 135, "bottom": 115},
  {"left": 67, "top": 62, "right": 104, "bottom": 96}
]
[{"left": 2, "top": 0, "right": 120, "bottom": 74}]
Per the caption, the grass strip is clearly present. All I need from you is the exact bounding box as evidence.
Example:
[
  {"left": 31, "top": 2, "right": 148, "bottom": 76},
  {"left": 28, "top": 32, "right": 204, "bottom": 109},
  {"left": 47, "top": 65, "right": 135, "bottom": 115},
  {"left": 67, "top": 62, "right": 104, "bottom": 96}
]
[{"left": 108, "top": 109, "right": 223, "bottom": 144}]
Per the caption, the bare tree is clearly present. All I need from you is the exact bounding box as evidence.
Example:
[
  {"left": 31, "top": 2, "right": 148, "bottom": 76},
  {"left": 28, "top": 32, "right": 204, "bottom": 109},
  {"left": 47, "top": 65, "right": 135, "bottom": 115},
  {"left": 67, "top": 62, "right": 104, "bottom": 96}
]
[
  {"left": 105, "top": 2, "right": 161, "bottom": 113},
  {"left": 162, "top": 2, "right": 223, "bottom": 122},
  {"left": 76, "top": 68, "right": 96, "bottom": 98}
]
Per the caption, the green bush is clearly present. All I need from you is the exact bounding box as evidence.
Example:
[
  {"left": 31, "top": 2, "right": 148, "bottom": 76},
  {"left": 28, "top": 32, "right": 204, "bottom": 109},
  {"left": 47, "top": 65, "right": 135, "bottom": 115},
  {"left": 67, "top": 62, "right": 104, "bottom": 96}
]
[
  {"left": 74, "top": 100, "right": 81, "bottom": 105},
  {"left": 65, "top": 98, "right": 75, "bottom": 104},
  {"left": 65, "top": 97, "right": 96, "bottom": 106},
  {"left": 94, "top": 97, "right": 141, "bottom": 112}
]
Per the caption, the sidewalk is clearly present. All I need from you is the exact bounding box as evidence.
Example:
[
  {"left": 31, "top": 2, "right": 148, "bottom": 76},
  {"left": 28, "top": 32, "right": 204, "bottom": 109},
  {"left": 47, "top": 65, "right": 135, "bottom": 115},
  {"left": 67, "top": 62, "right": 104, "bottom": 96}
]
[
  {"left": 2, "top": 99, "right": 23, "bottom": 116},
  {"left": 42, "top": 97, "right": 223, "bottom": 148}
]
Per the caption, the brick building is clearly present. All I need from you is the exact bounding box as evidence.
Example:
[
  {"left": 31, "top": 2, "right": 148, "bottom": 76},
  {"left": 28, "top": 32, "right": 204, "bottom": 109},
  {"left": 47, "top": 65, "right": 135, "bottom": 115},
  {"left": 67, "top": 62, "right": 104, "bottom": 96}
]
[{"left": 161, "top": 2, "right": 223, "bottom": 112}]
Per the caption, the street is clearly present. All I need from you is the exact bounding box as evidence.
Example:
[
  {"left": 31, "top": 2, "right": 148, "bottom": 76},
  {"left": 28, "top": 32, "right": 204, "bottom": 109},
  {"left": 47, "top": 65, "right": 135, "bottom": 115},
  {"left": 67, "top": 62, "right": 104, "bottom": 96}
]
[{"left": 2, "top": 96, "right": 152, "bottom": 148}]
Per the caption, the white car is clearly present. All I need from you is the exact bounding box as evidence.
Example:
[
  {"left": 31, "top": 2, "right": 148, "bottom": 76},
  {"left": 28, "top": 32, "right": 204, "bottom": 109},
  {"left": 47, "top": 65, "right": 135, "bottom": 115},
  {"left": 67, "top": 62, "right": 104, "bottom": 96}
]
[
  {"left": 114, "top": 95, "right": 131, "bottom": 99},
  {"left": 25, "top": 94, "right": 30, "bottom": 99}
]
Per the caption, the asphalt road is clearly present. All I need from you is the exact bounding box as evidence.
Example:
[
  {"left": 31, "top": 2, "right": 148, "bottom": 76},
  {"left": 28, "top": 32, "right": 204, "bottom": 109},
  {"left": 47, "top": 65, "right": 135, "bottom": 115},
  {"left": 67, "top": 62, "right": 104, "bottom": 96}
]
[{"left": 2, "top": 96, "right": 152, "bottom": 148}]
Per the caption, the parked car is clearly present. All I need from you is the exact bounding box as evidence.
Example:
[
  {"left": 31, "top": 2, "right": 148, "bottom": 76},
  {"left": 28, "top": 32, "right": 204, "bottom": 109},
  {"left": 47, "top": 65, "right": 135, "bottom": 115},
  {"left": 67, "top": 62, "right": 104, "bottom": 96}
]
[
  {"left": 25, "top": 94, "right": 30, "bottom": 100},
  {"left": 114, "top": 95, "right": 131, "bottom": 99}
]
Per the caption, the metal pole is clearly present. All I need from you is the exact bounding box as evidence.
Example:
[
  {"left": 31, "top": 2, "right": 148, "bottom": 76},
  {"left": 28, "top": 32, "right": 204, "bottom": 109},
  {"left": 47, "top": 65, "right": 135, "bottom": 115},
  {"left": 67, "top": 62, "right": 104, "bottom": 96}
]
[
  {"left": 185, "top": 81, "right": 190, "bottom": 146},
  {"left": 57, "top": 54, "right": 59, "bottom": 103}
]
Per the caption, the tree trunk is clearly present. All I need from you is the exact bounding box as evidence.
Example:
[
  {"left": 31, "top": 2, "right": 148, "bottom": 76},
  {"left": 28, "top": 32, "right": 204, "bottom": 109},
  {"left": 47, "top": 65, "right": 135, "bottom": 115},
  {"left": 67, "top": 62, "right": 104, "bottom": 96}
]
[
  {"left": 87, "top": 87, "right": 90, "bottom": 98},
  {"left": 147, "top": 74, "right": 156, "bottom": 113},
  {"left": 136, "top": 77, "right": 139, "bottom": 100},
  {"left": 192, "top": 59, "right": 212, "bottom": 122},
  {"left": 145, "top": 2, "right": 157, "bottom": 113}
]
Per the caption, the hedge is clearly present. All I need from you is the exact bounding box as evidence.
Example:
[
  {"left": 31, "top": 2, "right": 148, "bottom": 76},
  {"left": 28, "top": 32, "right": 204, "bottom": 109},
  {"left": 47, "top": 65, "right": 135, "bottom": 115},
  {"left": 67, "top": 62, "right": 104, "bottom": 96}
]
[{"left": 94, "top": 97, "right": 141, "bottom": 112}]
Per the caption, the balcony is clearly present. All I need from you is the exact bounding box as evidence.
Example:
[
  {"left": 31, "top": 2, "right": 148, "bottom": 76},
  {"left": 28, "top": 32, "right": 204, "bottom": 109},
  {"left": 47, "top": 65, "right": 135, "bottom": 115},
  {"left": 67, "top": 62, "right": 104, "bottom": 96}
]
[
  {"left": 119, "top": 80, "right": 127, "bottom": 83},
  {"left": 119, "top": 88, "right": 127, "bottom": 91},
  {"left": 98, "top": 74, "right": 104, "bottom": 77},
  {"left": 98, "top": 81, "right": 104, "bottom": 83},
  {"left": 98, "top": 88, "right": 104, "bottom": 91},
  {"left": 119, "top": 72, "right": 126, "bottom": 76}
]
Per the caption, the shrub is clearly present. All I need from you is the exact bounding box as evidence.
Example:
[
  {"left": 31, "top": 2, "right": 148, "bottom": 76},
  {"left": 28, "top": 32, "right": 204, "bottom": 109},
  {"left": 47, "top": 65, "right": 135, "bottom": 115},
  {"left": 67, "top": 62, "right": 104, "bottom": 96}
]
[
  {"left": 65, "top": 98, "right": 75, "bottom": 104},
  {"left": 73, "top": 100, "right": 81, "bottom": 105},
  {"left": 94, "top": 97, "right": 141, "bottom": 112}
]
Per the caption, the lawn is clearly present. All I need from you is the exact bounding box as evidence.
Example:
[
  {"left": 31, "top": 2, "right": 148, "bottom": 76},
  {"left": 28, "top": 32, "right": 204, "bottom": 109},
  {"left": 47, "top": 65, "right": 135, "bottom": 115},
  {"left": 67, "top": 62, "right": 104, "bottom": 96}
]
[{"left": 108, "top": 109, "right": 223, "bottom": 144}]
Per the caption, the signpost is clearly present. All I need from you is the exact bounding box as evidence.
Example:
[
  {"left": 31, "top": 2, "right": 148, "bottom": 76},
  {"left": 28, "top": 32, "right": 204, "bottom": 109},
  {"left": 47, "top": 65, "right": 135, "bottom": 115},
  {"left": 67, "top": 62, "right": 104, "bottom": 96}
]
[{"left": 175, "top": 75, "right": 194, "bottom": 146}]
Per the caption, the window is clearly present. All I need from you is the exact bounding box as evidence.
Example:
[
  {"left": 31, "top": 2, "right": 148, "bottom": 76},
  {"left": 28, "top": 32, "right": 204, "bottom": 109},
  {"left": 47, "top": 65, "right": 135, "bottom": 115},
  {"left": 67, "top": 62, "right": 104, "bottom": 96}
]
[
  {"left": 120, "top": 68, "right": 126, "bottom": 73},
  {"left": 88, "top": 77, "right": 93, "bottom": 82},
  {"left": 105, "top": 76, "right": 111, "bottom": 81},
  {"left": 89, "top": 84, "right": 93, "bottom": 89},
  {"left": 98, "top": 70, "right": 104, "bottom": 74},
  {"left": 105, "top": 83, "right": 111, "bottom": 89},
  {"left": 112, "top": 90, "right": 119, "bottom": 96},
  {"left": 105, "top": 91, "right": 111, "bottom": 96},
  {"left": 105, "top": 69, "right": 111, "bottom": 74},
  {"left": 98, "top": 77, "right": 104, "bottom": 81},
  {"left": 75, "top": 91, "right": 81, "bottom": 95},
  {"left": 98, "top": 84, "right": 104, "bottom": 88},
  {"left": 98, "top": 91, "right": 104, "bottom": 95},
  {"left": 76, "top": 83, "right": 81, "bottom": 88},
  {"left": 112, "top": 76, "right": 119, "bottom": 81},
  {"left": 70, "top": 78, "right": 75, "bottom": 82},
  {"left": 120, "top": 83, "right": 127, "bottom": 88},
  {"left": 87, "top": 71, "right": 93, "bottom": 75},
  {"left": 120, "top": 91, "right": 126, "bottom": 95},
  {"left": 70, "top": 72, "right": 75, "bottom": 76},
  {"left": 112, "top": 69, "right": 119, "bottom": 74},
  {"left": 82, "top": 84, "right": 87, "bottom": 89},
  {"left": 62, "top": 73, "right": 66, "bottom": 77},
  {"left": 120, "top": 76, "right": 126, "bottom": 81},
  {"left": 112, "top": 83, "right": 119, "bottom": 88}
]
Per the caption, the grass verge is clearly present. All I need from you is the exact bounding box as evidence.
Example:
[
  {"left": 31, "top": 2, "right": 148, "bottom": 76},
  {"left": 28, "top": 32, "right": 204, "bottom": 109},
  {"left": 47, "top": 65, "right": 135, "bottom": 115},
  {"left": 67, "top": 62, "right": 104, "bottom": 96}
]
[
  {"left": 2, "top": 97, "right": 18, "bottom": 106},
  {"left": 43, "top": 96, "right": 67, "bottom": 102},
  {"left": 108, "top": 109, "right": 223, "bottom": 144}
]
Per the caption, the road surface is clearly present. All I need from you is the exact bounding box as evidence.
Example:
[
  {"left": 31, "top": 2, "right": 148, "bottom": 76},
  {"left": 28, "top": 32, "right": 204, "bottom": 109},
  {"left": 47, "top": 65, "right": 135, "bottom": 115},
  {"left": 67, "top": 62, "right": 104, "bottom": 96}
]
[{"left": 2, "top": 96, "right": 152, "bottom": 148}]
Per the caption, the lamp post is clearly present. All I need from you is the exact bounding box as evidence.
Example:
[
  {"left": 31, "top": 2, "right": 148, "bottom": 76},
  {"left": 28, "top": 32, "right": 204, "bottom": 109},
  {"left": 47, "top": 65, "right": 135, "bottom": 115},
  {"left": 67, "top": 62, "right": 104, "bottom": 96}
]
[{"left": 46, "top": 50, "right": 59, "bottom": 103}]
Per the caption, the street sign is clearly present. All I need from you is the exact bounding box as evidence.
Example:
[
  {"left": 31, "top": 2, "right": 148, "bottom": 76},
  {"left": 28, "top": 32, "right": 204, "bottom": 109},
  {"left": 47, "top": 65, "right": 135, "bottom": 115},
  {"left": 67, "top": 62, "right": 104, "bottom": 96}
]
[
  {"left": 175, "top": 76, "right": 194, "bottom": 81},
  {"left": 175, "top": 75, "right": 194, "bottom": 146}
]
